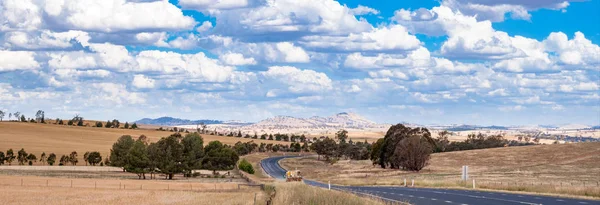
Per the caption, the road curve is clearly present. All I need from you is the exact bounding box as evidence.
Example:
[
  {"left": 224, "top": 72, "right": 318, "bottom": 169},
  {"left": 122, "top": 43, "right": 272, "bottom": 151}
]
[{"left": 261, "top": 156, "right": 600, "bottom": 205}]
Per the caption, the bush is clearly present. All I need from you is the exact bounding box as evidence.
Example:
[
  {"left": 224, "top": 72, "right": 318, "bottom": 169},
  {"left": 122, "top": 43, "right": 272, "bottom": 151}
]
[{"left": 238, "top": 159, "right": 255, "bottom": 174}]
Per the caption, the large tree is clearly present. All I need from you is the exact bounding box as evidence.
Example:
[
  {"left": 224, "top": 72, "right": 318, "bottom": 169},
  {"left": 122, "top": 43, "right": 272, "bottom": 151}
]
[
  {"left": 87, "top": 152, "right": 102, "bottom": 166},
  {"left": 109, "top": 135, "right": 135, "bottom": 167},
  {"left": 394, "top": 135, "right": 433, "bottom": 172},
  {"left": 47, "top": 153, "right": 56, "bottom": 165},
  {"left": 69, "top": 151, "right": 78, "bottom": 165},
  {"left": 0, "top": 151, "right": 5, "bottom": 165},
  {"left": 202, "top": 141, "right": 239, "bottom": 171},
  {"left": 5, "top": 149, "right": 15, "bottom": 165},
  {"left": 0, "top": 110, "right": 4, "bottom": 121},
  {"left": 125, "top": 141, "right": 149, "bottom": 179},
  {"left": 17, "top": 148, "right": 28, "bottom": 165},
  {"left": 378, "top": 124, "right": 435, "bottom": 169},
  {"left": 151, "top": 133, "right": 184, "bottom": 179},
  {"left": 182, "top": 133, "right": 204, "bottom": 176}
]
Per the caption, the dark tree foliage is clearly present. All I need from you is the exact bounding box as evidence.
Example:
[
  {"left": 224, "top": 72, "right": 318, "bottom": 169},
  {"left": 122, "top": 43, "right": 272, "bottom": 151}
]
[
  {"left": 378, "top": 124, "right": 435, "bottom": 169},
  {"left": 202, "top": 141, "right": 239, "bottom": 171},
  {"left": 87, "top": 151, "right": 102, "bottom": 166},
  {"left": 152, "top": 133, "right": 185, "bottom": 179},
  {"left": 5, "top": 149, "right": 15, "bottom": 165},
  {"left": 394, "top": 135, "right": 433, "bottom": 171},
  {"left": 370, "top": 138, "right": 384, "bottom": 165},
  {"left": 125, "top": 140, "right": 149, "bottom": 179},
  {"left": 109, "top": 135, "right": 135, "bottom": 167},
  {"left": 238, "top": 159, "right": 254, "bottom": 174},
  {"left": 47, "top": 153, "right": 56, "bottom": 165},
  {"left": 182, "top": 133, "right": 204, "bottom": 175},
  {"left": 0, "top": 151, "right": 5, "bottom": 165},
  {"left": 17, "top": 148, "right": 28, "bottom": 165}
]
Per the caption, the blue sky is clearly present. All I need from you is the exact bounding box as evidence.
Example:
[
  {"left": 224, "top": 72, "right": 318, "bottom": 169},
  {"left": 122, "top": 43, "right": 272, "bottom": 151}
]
[{"left": 0, "top": 0, "right": 599, "bottom": 126}]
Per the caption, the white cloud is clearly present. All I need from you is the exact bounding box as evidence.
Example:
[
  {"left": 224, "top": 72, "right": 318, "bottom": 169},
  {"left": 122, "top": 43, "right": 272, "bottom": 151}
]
[
  {"left": 3, "top": 30, "right": 90, "bottom": 50},
  {"left": 300, "top": 25, "right": 421, "bottom": 53},
  {"left": 499, "top": 105, "right": 525, "bottom": 111},
  {"left": 91, "top": 83, "right": 146, "bottom": 105},
  {"left": 132, "top": 74, "right": 156, "bottom": 89},
  {"left": 441, "top": 0, "right": 574, "bottom": 22},
  {"left": 135, "top": 51, "right": 235, "bottom": 83},
  {"left": 261, "top": 66, "right": 332, "bottom": 95},
  {"left": 0, "top": 0, "right": 42, "bottom": 31},
  {"left": 207, "top": 0, "right": 372, "bottom": 39},
  {"left": 273, "top": 42, "right": 310, "bottom": 63},
  {"left": 0, "top": 51, "right": 40, "bottom": 71},
  {"left": 350, "top": 5, "right": 379, "bottom": 15},
  {"left": 543, "top": 32, "right": 600, "bottom": 67},
  {"left": 219, "top": 53, "right": 257, "bottom": 65},
  {"left": 196, "top": 21, "right": 213, "bottom": 33},
  {"left": 179, "top": 0, "right": 253, "bottom": 10}
]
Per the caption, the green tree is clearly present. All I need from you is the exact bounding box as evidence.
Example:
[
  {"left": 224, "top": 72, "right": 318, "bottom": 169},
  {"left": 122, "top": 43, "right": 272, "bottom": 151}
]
[
  {"left": 35, "top": 110, "right": 45, "bottom": 123},
  {"left": 69, "top": 151, "right": 78, "bottom": 165},
  {"left": 125, "top": 141, "right": 149, "bottom": 179},
  {"left": 105, "top": 120, "right": 112, "bottom": 128},
  {"left": 27, "top": 153, "right": 37, "bottom": 165},
  {"left": 47, "top": 153, "right": 56, "bottom": 166},
  {"left": 84, "top": 152, "right": 90, "bottom": 165},
  {"left": 112, "top": 119, "right": 120, "bottom": 128},
  {"left": 39, "top": 152, "right": 47, "bottom": 164},
  {"left": 238, "top": 159, "right": 255, "bottom": 174},
  {"left": 0, "top": 151, "right": 5, "bottom": 165},
  {"left": 87, "top": 152, "right": 102, "bottom": 166},
  {"left": 0, "top": 110, "right": 4, "bottom": 121},
  {"left": 124, "top": 122, "right": 130, "bottom": 129},
  {"left": 95, "top": 121, "right": 103, "bottom": 127},
  {"left": 5, "top": 149, "right": 15, "bottom": 165},
  {"left": 370, "top": 138, "right": 384, "bottom": 165},
  {"left": 394, "top": 135, "right": 433, "bottom": 171},
  {"left": 151, "top": 133, "right": 185, "bottom": 180},
  {"left": 20, "top": 115, "right": 26, "bottom": 122},
  {"left": 109, "top": 135, "right": 135, "bottom": 167},
  {"left": 378, "top": 124, "right": 435, "bottom": 169},
  {"left": 17, "top": 148, "right": 28, "bottom": 165},
  {"left": 59, "top": 155, "right": 69, "bottom": 166},
  {"left": 131, "top": 123, "right": 138, "bottom": 129},
  {"left": 202, "top": 142, "right": 239, "bottom": 171},
  {"left": 182, "top": 133, "right": 204, "bottom": 176},
  {"left": 336, "top": 129, "right": 349, "bottom": 143}
]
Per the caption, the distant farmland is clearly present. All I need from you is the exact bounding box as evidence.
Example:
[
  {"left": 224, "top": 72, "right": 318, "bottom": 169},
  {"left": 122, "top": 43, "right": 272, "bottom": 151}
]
[{"left": 0, "top": 122, "right": 290, "bottom": 164}]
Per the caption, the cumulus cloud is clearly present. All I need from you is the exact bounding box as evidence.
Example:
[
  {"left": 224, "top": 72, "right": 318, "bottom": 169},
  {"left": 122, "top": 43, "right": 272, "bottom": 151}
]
[
  {"left": 441, "top": 0, "right": 576, "bottom": 22},
  {"left": 350, "top": 5, "right": 380, "bottom": 15},
  {"left": 207, "top": 0, "right": 372, "bottom": 40},
  {"left": 132, "top": 74, "right": 156, "bottom": 89},
  {"left": 300, "top": 25, "right": 421, "bottom": 53},
  {"left": 196, "top": 21, "right": 213, "bottom": 33},
  {"left": 261, "top": 66, "right": 332, "bottom": 96},
  {"left": 0, "top": 51, "right": 40, "bottom": 71},
  {"left": 179, "top": 0, "right": 255, "bottom": 10},
  {"left": 219, "top": 53, "right": 257, "bottom": 65}
]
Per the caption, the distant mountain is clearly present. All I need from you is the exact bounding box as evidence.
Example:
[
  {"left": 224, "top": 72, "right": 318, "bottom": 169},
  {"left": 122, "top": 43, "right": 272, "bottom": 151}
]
[
  {"left": 246, "top": 112, "right": 387, "bottom": 129},
  {"left": 135, "top": 117, "right": 223, "bottom": 126}
]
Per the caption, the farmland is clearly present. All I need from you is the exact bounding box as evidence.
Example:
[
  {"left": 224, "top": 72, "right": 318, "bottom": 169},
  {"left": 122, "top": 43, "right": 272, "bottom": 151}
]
[
  {"left": 280, "top": 142, "right": 600, "bottom": 198},
  {"left": 0, "top": 122, "right": 290, "bottom": 163}
]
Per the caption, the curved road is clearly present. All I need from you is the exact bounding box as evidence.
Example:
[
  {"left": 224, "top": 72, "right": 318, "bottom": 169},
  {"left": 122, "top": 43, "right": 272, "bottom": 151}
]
[{"left": 261, "top": 156, "right": 600, "bottom": 205}]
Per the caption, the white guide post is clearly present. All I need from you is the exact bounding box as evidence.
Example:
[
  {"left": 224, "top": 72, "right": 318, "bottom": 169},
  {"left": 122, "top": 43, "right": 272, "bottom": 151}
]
[
  {"left": 404, "top": 178, "right": 407, "bottom": 187},
  {"left": 328, "top": 181, "right": 331, "bottom": 190},
  {"left": 473, "top": 179, "right": 476, "bottom": 189},
  {"left": 411, "top": 179, "right": 414, "bottom": 187}
]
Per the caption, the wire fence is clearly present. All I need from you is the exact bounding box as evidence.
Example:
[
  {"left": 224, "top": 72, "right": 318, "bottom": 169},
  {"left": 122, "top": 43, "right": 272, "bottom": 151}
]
[{"left": 0, "top": 177, "right": 258, "bottom": 192}]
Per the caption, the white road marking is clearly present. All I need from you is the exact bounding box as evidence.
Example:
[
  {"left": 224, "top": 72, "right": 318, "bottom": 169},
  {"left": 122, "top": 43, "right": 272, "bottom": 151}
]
[
  {"left": 419, "top": 196, "right": 425, "bottom": 199},
  {"left": 534, "top": 197, "right": 541, "bottom": 199},
  {"left": 431, "top": 198, "right": 437, "bottom": 201},
  {"left": 445, "top": 200, "right": 453, "bottom": 203},
  {"left": 408, "top": 195, "right": 414, "bottom": 197},
  {"left": 579, "top": 202, "right": 588, "bottom": 204},
  {"left": 556, "top": 199, "right": 564, "bottom": 202}
]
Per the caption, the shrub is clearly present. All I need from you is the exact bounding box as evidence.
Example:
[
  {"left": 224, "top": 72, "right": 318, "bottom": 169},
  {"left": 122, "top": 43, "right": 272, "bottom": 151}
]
[{"left": 238, "top": 159, "right": 255, "bottom": 174}]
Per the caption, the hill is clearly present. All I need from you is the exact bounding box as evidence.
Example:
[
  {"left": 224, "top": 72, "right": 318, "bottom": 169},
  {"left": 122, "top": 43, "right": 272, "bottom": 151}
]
[
  {"left": 280, "top": 142, "right": 600, "bottom": 197},
  {"left": 135, "top": 117, "right": 223, "bottom": 126},
  {"left": 0, "top": 122, "right": 289, "bottom": 163}
]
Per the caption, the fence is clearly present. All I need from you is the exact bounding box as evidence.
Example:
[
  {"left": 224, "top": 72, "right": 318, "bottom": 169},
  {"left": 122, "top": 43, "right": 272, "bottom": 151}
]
[{"left": 0, "top": 177, "right": 260, "bottom": 192}]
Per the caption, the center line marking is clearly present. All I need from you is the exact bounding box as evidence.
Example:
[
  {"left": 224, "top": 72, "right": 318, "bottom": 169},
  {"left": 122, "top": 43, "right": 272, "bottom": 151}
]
[{"left": 445, "top": 201, "right": 453, "bottom": 203}]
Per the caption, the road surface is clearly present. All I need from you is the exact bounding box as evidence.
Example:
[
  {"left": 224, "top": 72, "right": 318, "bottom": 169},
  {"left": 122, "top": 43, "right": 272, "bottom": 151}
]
[{"left": 261, "top": 156, "right": 600, "bottom": 205}]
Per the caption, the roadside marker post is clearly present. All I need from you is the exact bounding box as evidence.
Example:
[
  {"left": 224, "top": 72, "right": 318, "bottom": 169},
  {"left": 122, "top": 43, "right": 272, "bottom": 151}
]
[
  {"left": 472, "top": 179, "right": 476, "bottom": 189},
  {"left": 411, "top": 179, "right": 414, "bottom": 187},
  {"left": 328, "top": 181, "right": 331, "bottom": 190},
  {"left": 404, "top": 179, "right": 407, "bottom": 187}
]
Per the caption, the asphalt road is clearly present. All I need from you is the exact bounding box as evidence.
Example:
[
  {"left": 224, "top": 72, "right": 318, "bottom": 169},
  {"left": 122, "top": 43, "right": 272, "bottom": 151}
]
[{"left": 261, "top": 156, "right": 600, "bottom": 205}]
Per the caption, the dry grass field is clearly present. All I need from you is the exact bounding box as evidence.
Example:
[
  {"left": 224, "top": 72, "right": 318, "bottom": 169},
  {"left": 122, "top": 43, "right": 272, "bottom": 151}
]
[
  {"left": 272, "top": 182, "right": 398, "bottom": 205},
  {"left": 0, "top": 122, "right": 290, "bottom": 164},
  {"left": 1, "top": 184, "right": 265, "bottom": 205},
  {"left": 280, "top": 142, "right": 600, "bottom": 198}
]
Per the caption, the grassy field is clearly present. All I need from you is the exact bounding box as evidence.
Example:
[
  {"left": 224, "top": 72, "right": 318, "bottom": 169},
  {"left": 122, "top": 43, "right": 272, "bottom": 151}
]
[
  {"left": 280, "top": 142, "right": 600, "bottom": 198},
  {"left": 1, "top": 184, "right": 265, "bottom": 205},
  {"left": 272, "top": 182, "right": 398, "bottom": 205},
  {"left": 0, "top": 122, "right": 290, "bottom": 164}
]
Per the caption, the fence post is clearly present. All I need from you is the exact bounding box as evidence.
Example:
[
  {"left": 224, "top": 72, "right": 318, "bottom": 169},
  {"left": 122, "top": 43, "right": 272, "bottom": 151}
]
[
  {"left": 254, "top": 193, "right": 257, "bottom": 205},
  {"left": 473, "top": 179, "right": 476, "bottom": 189},
  {"left": 404, "top": 179, "right": 406, "bottom": 187},
  {"left": 328, "top": 181, "right": 331, "bottom": 190}
]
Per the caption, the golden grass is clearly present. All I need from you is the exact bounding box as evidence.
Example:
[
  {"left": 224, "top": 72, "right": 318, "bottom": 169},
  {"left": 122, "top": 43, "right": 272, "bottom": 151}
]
[
  {"left": 0, "top": 185, "right": 265, "bottom": 205},
  {"left": 272, "top": 182, "right": 397, "bottom": 205},
  {"left": 0, "top": 122, "right": 289, "bottom": 164},
  {"left": 280, "top": 142, "right": 600, "bottom": 198}
]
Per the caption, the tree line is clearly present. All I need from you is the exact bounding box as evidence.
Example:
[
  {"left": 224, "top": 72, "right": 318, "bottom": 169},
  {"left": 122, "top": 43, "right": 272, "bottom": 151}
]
[
  {"left": 0, "top": 148, "right": 105, "bottom": 166},
  {"left": 0, "top": 110, "right": 139, "bottom": 129}
]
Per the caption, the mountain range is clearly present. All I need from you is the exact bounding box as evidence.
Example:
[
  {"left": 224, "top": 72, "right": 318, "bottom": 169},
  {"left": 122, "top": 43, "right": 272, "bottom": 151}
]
[{"left": 135, "top": 117, "right": 223, "bottom": 126}]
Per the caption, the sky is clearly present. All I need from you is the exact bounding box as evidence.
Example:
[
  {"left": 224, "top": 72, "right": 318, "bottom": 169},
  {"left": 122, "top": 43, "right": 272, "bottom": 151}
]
[{"left": 0, "top": 0, "right": 599, "bottom": 126}]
